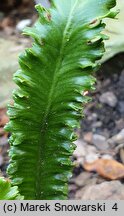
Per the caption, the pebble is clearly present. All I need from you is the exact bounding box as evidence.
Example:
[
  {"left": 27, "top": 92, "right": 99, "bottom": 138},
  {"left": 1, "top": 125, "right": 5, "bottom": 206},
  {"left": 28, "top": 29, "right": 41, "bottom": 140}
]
[
  {"left": 108, "top": 128, "right": 124, "bottom": 145},
  {"left": 119, "top": 70, "right": 124, "bottom": 86},
  {"left": 92, "top": 121, "right": 102, "bottom": 128},
  {"left": 99, "top": 91, "right": 117, "bottom": 107},
  {"left": 0, "top": 155, "right": 3, "bottom": 166},
  {"left": 116, "top": 119, "right": 124, "bottom": 130},
  {"left": 81, "top": 181, "right": 124, "bottom": 200},
  {"left": 0, "top": 137, "right": 8, "bottom": 146},
  {"left": 86, "top": 145, "right": 98, "bottom": 154},
  {"left": 73, "top": 140, "right": 87, "bottom": 158},
  {"left": 73, "top": 139, "right": 99, "bottom": 165},
  {"left": 75, "top": 178, "right": 98, "bottom": 199},
  {"left": 103, "top": 79, "right": 111, "bottom": 87},
  {"left": 119, "top": 147, "right": 124, "bottom": 164},
  {"left": 75, "top": 172, "right": 92, "bottom": 187},
  {"left": 16, "top": 19, "right": 32, "bottom": 31},
  {"left": 99, "top": 130, "right": 110, "bottom": 139},
  {"left": 75, "top": 157, "right": 85, "bottom": 165},
  {"left": 85, "top": 153, "right": 99, "bottom": 163},
  {"left": 92, "top": 134, "right": 109, "bottom": 150},
  {"left": 101, "top": 154, "right": 113, "bottom": 160},
  {"left": 118, "top": 101, "right": 124, "bottom": 114},
  {"left": 83, "top": 132, "right": 93, "bottom": 144},
  {"left": 68, "top": 184, "right": 77, "bottom": 192},
  {"left": 87, "top": 113, "right": 98, "bottom": 121}
]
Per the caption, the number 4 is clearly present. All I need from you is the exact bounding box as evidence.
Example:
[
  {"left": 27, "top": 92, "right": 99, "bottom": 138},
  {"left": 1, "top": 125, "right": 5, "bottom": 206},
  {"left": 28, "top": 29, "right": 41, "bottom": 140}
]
[{"left": 112, "top": 203, "right": 118, "bottom": 211}]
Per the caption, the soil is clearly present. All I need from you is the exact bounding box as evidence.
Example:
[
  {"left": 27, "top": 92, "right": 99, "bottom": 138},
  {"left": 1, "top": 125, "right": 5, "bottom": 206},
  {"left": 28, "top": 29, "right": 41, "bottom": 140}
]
[
  {"left": 68, "top": 54, "right": 124, "bottom": 199},
  {"left": 81, "top": 54, "right": 124, "bottom": 137}
]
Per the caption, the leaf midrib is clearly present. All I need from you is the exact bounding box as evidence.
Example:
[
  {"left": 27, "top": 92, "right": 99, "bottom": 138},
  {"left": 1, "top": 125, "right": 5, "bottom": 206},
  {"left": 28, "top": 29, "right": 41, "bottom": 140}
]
[{"left": 35, "top": 0, "right": 79, "bottom": 199}]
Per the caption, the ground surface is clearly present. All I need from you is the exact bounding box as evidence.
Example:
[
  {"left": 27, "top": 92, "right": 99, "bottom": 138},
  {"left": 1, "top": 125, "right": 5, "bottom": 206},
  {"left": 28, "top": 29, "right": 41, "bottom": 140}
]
[
  {"left": 0, "top": 0, "right": 124, "bottom": 200},
  {"left": 68, "top": 54, "right": 124, "bottom": 199}
]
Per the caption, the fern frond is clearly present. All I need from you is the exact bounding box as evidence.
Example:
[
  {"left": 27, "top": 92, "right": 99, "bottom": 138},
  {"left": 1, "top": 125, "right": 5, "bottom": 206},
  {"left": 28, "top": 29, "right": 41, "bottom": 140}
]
[
  {"left": 0, "top": 177, "right": 23, "bottom": 200},
  {"left": 5, "top": 0, "right": 117, "bottom": 199}
]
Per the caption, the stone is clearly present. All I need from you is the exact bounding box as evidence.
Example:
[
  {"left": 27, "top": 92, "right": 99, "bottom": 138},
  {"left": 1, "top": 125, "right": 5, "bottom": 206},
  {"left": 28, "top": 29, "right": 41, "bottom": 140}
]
[
  {"left": 68, "top": 184, "right": 77, "bottom": 192},
  {"left": 0, "top": 155, "right": 3, "bottom": 166},
  {"left": 101, "top": 154, "right": 113, "bottom": 160},
  {"left": 16, "top": 19, "right": 31, "bottom": 31},
  {"left": 92, "top": 134, "right": 109, "bottom": 150},
  {"left": 75, "top": 157, "right": 85, "bottom": 165},
  {"left": 73, "top": 140, "right": 87, "bottom": 158},
  {"left": 75, "top": 178, "right": 98, "bottom": 199},
  {"left": 119, "top": 70, "right": 124, "bottom": 86},
  {"left": 0, "top": 137, "right": 8, "bottom": 146},
  {"left": 119, "top": 147, "right": 124, "bottom": 164},
  {"left": 83, "top": 145, "right": 99, "bottom": 163},
  {"left": 86, "top": 145, "right": 98, "bottom": 154},
  {"left": 99, "top": 130, "right": 110, "bottom": 139},
  {"left": 102, "top": 79, "right": 111, "bottom": 87},
  {"left": 108, "top": 128, "right": 124, "bottom": 145},
  {"left": 96, "top": 176, "right": 105, "bottom": 184},
  {"left": 99, "top": 91, "right": 117, "bottom": 107},
  {"left": 83, "top": 132, "right": 93, "bottom": 144},
  {"left": 92, "top": 121, "right": 102, "bottom": 128},
  {"left": 87, "top": 113, "right": 98, "bottom": 121},
  {"left": 73, "top": 140, "right": 98, "bottom": 165},
  {"left": 85, "top": 153, "right": 99, "bottom": 163},
  {"left": 81, "top": 181, "right": 124, "bottom": 200},
  {"left": 75, "top": 188, "right": 85, "bottom": 199},
  {"left": 75, "top": 172, "right": 92, "bottom": 187},
  {"left": 116, "top": 119, "right": 124, "bottom": 130},
  {"left": 118, "top": 101, "right": 124, "bottom": 114}
]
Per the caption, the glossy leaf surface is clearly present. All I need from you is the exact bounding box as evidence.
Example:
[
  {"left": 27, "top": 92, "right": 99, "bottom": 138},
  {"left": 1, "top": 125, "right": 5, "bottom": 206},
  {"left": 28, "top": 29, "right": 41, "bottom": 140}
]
[
  {"left": 5, "top": 0, "right": 116, "bottom": 199},
  {"left": 0, "top": 177, "right": 23, "bottom": 200}
]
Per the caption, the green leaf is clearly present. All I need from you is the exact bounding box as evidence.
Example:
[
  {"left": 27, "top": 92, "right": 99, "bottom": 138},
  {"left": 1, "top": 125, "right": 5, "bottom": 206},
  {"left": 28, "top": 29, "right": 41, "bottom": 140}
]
[
  {"left": 102, "top": 0, "right": 124, "bottom": 62},
  {"left": 0, "top": 177, "right": 23, "bottom": 200},
  {"left": 5, "top": 0, "right": 117, "bottom": 200}
]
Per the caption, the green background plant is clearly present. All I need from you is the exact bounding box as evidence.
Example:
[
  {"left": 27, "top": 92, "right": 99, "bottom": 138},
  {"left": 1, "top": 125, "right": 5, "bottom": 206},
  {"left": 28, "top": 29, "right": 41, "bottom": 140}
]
[
  {"left": 0, "top": 177, "right": 23, "bottom": 200},
  {"left": 102, "top": 0, "right": 124, "bottom": 62}
]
